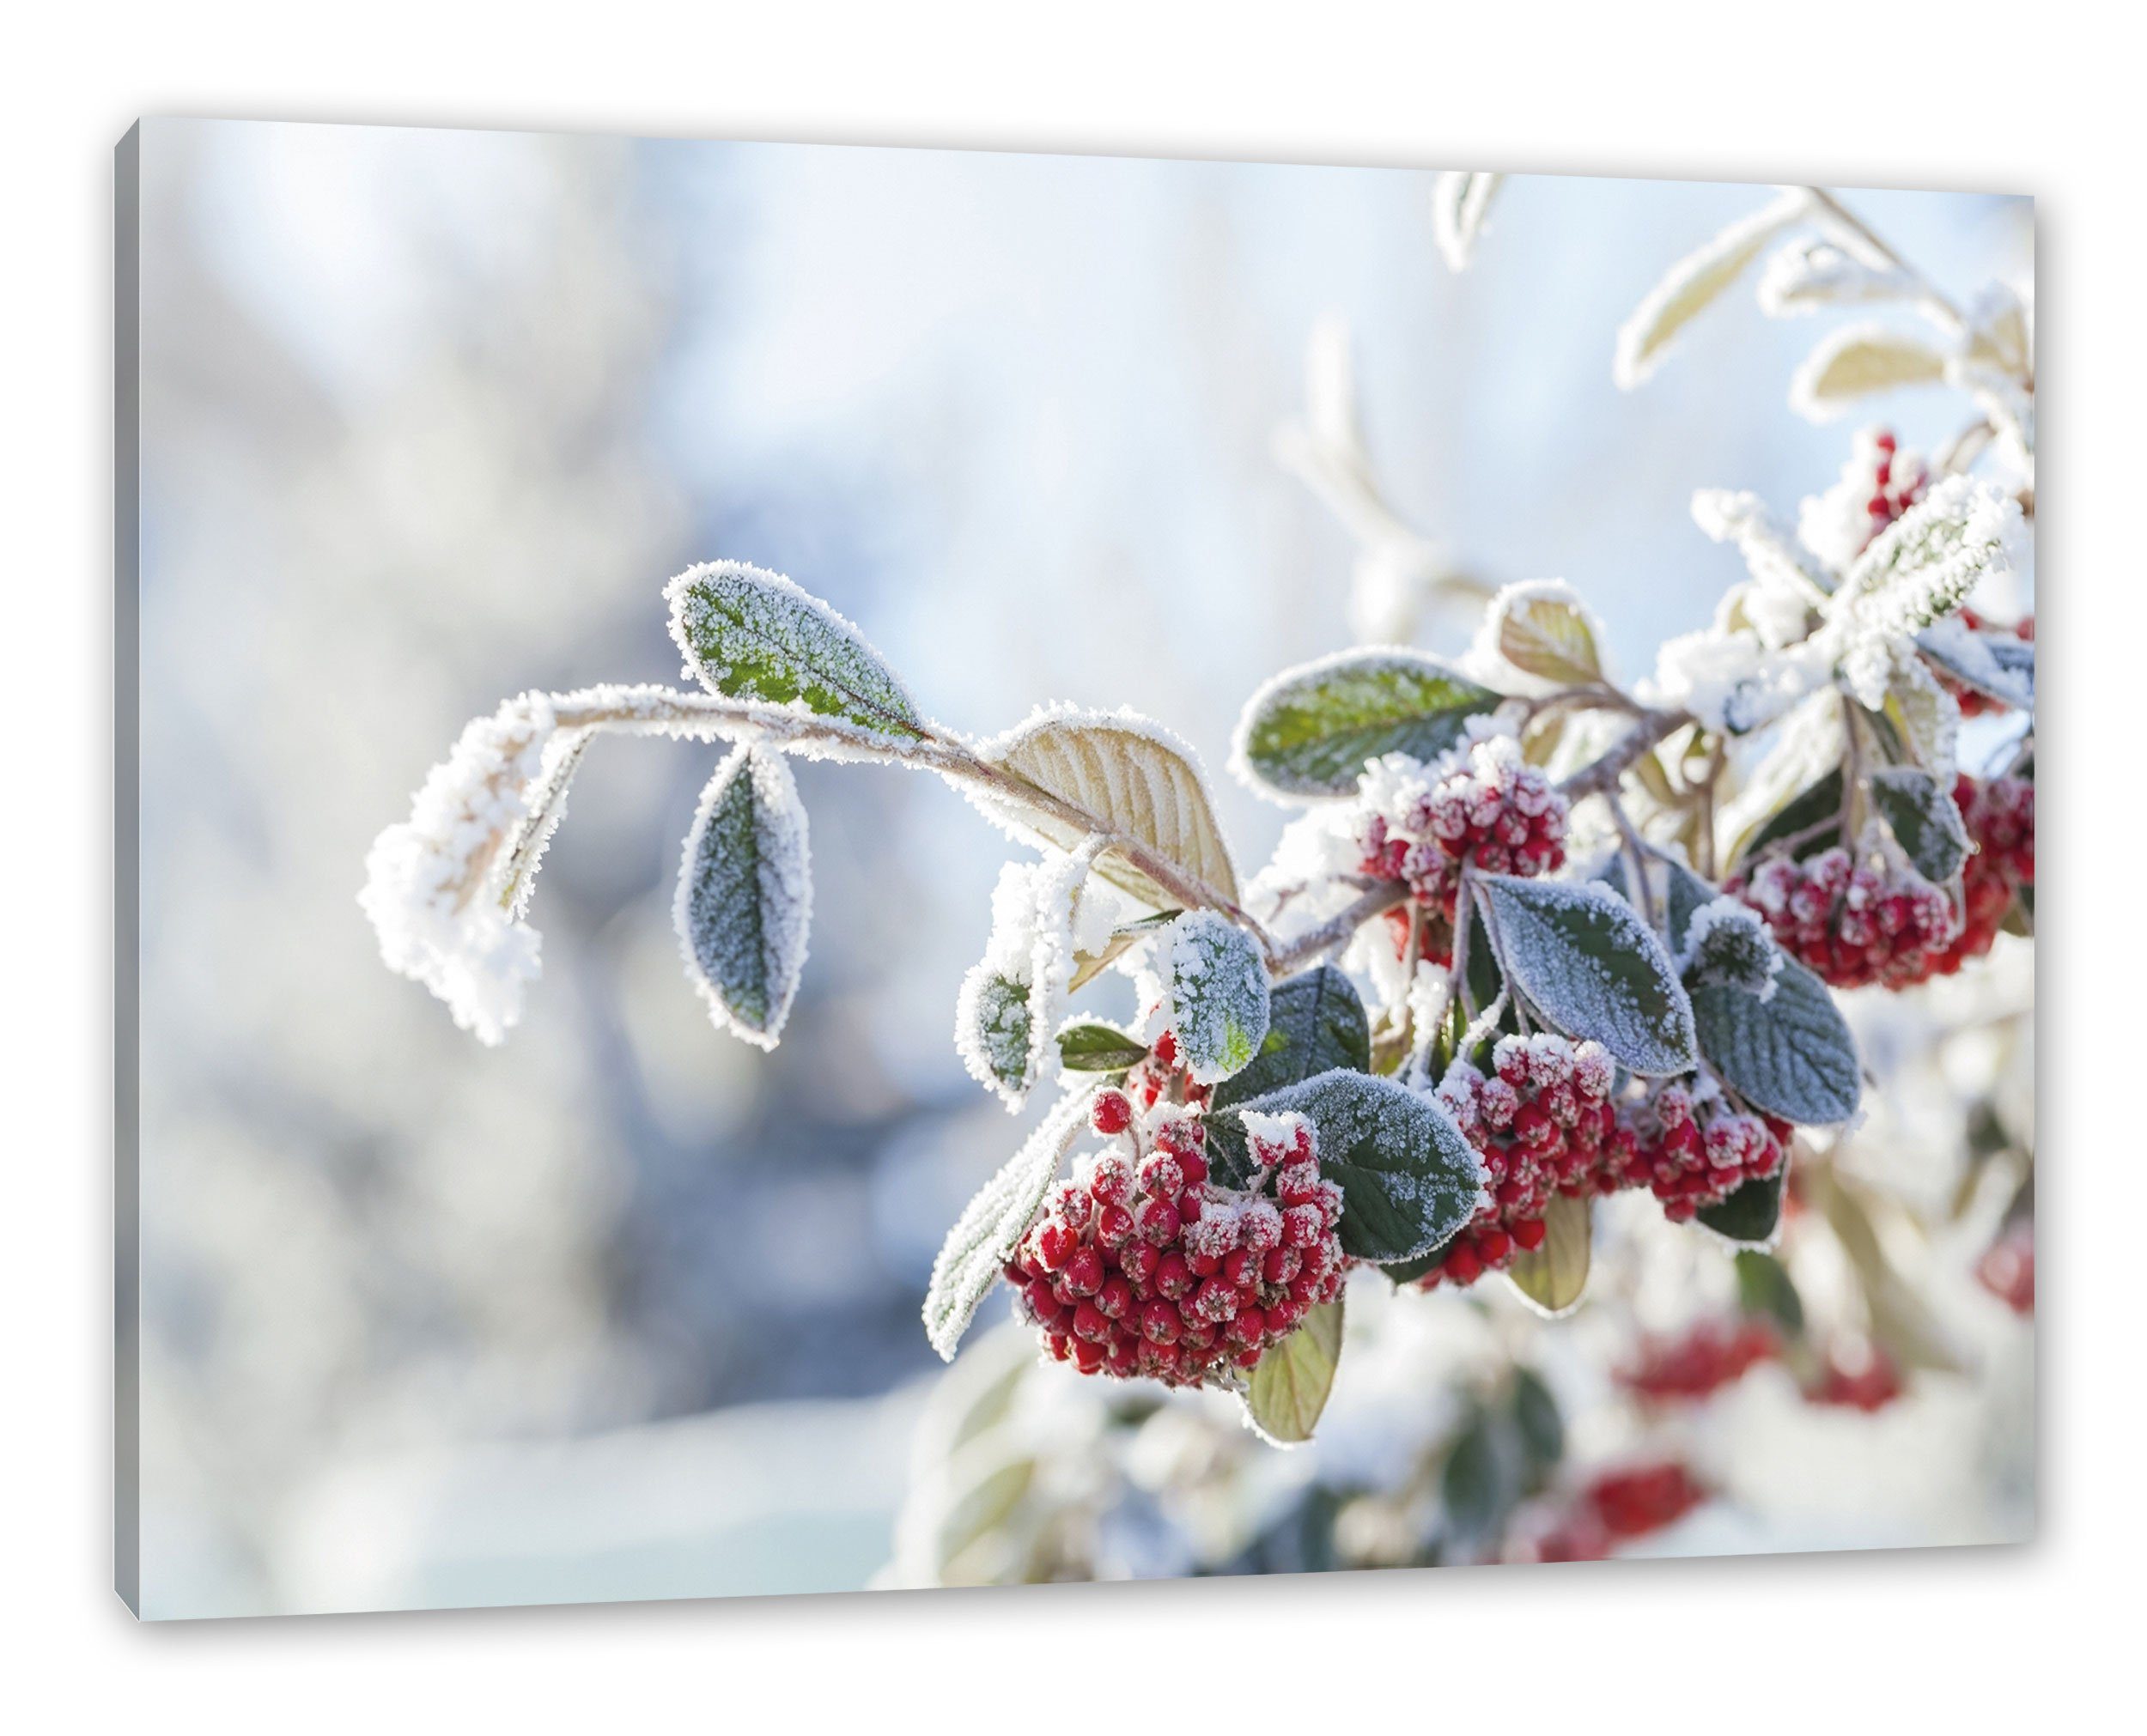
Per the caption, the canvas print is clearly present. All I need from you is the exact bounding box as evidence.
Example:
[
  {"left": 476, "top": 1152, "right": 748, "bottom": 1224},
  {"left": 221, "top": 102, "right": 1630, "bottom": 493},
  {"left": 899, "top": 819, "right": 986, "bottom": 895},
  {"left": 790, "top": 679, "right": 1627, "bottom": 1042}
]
[{"left": 116, "top": 120, "right": 2034, "bottom": 1618}]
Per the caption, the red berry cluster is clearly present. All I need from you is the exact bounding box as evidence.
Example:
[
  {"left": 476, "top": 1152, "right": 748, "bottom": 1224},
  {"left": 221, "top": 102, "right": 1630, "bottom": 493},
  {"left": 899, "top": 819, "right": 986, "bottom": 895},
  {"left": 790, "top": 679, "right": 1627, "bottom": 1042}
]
[
  {"left": 1619, "top": 1317, "right": 1779, "bottom": 1401},
  {"left": 1734, "top": 842, "right": 1956, "bottom": 990},
  {"left": 1888, "top": 774, "right": 2034, "bottom": 985},
  {"left": 1597, "top": 1081, "right": 1791, "bottom": 1223},
  {"left": 1420, "top": 1035, "right": 1617, "bottom": 1287},
  {"left": 1858, "top": 429, "right": 1927, "bottom": 549},
  {"left": 1940, "top": 610, "right": 2036, "bottom": 719},
  {"left": 1003, "top": 1096, "right": 1346, "bottom": 1389},
  {"left": 1359, "top": 737, "right": 1569, "bottom": 941},
  {"left": 1120, "top": 1027, "right": 1211, "bottom": 1116},
  {"left": 1507, "top": 1461, "right": 1709, "bottom": 1563}
]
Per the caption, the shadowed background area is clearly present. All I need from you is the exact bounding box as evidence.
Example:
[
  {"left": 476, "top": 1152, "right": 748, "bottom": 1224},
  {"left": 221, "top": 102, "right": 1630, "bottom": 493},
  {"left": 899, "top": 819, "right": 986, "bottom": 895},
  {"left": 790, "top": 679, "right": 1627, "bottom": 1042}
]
[{"left": 130, "top": 120, "right": 2030, "bottom": 1615}]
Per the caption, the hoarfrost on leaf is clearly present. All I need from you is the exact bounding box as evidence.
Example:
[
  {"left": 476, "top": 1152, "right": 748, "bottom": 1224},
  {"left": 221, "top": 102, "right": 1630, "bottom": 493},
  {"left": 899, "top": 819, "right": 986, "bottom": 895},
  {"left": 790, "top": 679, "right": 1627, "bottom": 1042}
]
[
  {"left": 1679, "top": 896, "right": 1783, "bottom": 1003},
  {"left": 1756, "top": 238, "right": 1916, "bottom": 316},
  {"left": 1160, "top": 909, "right": 1272, "bottom": 1085},
  {"left": 1691, "top": 489, "right": 1834, "bottom": 615},
  {"left": 674, "top": 744, "right": 814, "bottom": 1051},
  {"left": 1232, "top": 646, "right": 1503, "bottom": 801},
  {"left": 922, "top": 1088, "right": 1097, "bottom": 1361},
  {"left": 1467, "top": 579, "right": 1608, "bottom": 693},
  {"left": 665, "top": 559, "right": 923, "bottom": 739},
  {"left": 1614, "top": 190, "right": 1811, "bottom": 389},
  {"left": 1788, "top": 322, "right": 1950, "bottom": 422},
  {"left": 358, "top": 691, "right": 559, "bottom": 1046},
  {"left": 955, "top": 847, "right": 1102, "bottom": 1109}
]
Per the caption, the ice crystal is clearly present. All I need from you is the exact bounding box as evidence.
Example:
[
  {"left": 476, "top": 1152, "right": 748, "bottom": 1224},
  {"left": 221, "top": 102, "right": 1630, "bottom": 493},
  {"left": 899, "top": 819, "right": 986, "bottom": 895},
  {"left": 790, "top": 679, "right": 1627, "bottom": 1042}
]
[{"left": 359, "top": 692, "right": 557, "bottom": 1046}]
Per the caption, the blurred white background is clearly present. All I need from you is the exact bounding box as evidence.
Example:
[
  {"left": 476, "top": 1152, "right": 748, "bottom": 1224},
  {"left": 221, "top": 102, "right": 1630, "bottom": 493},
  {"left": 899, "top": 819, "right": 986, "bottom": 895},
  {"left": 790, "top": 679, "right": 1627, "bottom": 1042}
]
[{"left": 130, "top": 118, "right": 2028, "bottom": 1617}]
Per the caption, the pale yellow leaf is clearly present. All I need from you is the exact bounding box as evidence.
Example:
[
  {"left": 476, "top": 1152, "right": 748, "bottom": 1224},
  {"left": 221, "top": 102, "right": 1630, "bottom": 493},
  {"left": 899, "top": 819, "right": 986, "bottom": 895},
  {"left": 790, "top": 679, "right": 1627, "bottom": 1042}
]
[
  {"left": 1243, "top": 1296, "right": 1344, "bottom": 1445},
  {"left": 1791, "top": 324, "right": 1949, "bottom": 421},
  {"left": 1505, "top": 1193, "right": 1591, "bottom": 1315},
  {"left": 1615, "top": 191, "right": 1809, "bottom": 388}
]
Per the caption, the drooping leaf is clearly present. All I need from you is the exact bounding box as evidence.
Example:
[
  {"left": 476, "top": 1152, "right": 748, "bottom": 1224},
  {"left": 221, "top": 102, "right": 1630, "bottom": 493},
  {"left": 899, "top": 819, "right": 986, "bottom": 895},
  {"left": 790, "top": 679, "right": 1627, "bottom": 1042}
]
[
  {"left": 1489, "top": 581, "right": 1605, "bottom": 686},
  {"left": 1734, "top": 1249, "right": 1805, "bottom": 1336},
  {"left": 1734, "top": 768, "right": 1845, "bottom": 871},
  {"left": 1243, "top": 1296, "right": 1345, "bottom": 1446},
  {"left": 955, "top": 971, "right": 1033, "bottom": 1098},
  {"left": 1883, "top": 653, "right": 1963, "bottom": 779},
  {"left": 1069, "top": 907, "right": 1179, "bottom": 991},
  {"left": 496, "top": 729, "right": 591, "bottom": 921},
  {"left": 674, "top": 744, "right": 813, "bottom": 1050},
  {"left": 923, "top": 1089, "right": 1096, "bottom": 1361},
  {"left": 1870, "top": 767, "right": 1970, "bottom": 885},
  {"left": 1614, "top": 190, "right": 1810, "bottom": 389},
  {"left": 1210, "top": 967, "right": 1372, "bottom": 1110},
  {"left": 1505, "top": 1192, "right": 1591, "bottom": 1315},
  {"left": 1696, "top": 1164, "right": 1789, "bottom": 1244},
  {"left": 1160, "top": 911, "right": 1271, "bottom": 1085},
  {"left": 665, "top": 560, "right": 921, "bottom": 737},
  {"left": 1055, "top": 1020, "right": 1150, "bottom": 1074},
  {"left": 1475, "top": 876, "right": 1697, "bottom": 1077},
  {"left": 978, "top": 708, "right": 1239, "bottom": 908},
  {"left": 1231, "top": 649, "right": 1502, "bottom": 800},
  {"left": 1207, "top": 1069, "right": 1483, "bottom": 1265},
  {"left": 1789, "top": 323, "right": 1949, "bottom": 421}
]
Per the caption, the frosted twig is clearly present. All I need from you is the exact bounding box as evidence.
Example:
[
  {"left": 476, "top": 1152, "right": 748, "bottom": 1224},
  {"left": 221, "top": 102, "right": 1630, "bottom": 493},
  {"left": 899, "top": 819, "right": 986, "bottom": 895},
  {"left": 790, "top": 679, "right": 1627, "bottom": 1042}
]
[
  {"left": 1268, "top": 881, "right": 1411, "bottom": 976},
  {"left": 1554, "top": 706, "right": 1690, "bottom": 802}
]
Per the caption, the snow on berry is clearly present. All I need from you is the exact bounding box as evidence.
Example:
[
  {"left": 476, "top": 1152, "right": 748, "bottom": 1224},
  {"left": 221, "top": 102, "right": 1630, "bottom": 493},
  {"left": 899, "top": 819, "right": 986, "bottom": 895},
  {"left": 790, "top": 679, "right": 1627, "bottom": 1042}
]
[
  {"left": 1355, "top": 734, "right": 1568, "bottom": 962},
  {"left": 1002, "top": 1105, "right": 1346, "bottom": 1390},
  {"left": 1598, "top": 1077, "right": 1791, "bottom": 1223},
  {"left": 1418, "top": 1034, "right": 1618, "bottom": 1285},
  {"left": 1732, "top": 835, "right": 1958, "bottom": 991}
]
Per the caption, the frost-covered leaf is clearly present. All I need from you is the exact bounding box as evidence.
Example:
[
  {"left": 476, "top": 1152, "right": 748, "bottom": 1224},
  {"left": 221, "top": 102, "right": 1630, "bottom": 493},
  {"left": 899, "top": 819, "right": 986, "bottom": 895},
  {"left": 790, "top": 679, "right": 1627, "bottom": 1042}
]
[
  {"left": 1918, "top": 617, "right": 2034, "bottom": 712},
  {"left": 1210, "top": 966, "right": 1371, "bottom": 1111},
  {"left": 1160, "top": 910, "right": 1271, "bottom": 1085},
  {"left": 1658, "top": 858, "right": 1859, "bottom": 1126},
  {"left": 1505, "top": 1192, "right": 1590, "bottom": 1316},
  {"left": 1232, "top": 648, "right": 1502, "bottom": 800},
  {"left": 1055, "top": 1020, "right": 1149, "bottom": 1073},
  {"left": 955, "top": 853, "right": 1096, "bottom": 1109},
  {"left": 666, "top": 560, "right": 921, "bottom": 737},
  {"left": 923, "top": 1089, "right": 1095, "bottom": 1361},
  {"left": 496, "top": 729, "right": 590, "bottom": 922},
  {"left": 1475, "top": 876, "right": 1697, "bottom": 1077},
  {"left": 979, "top": 707, "right": 1239, "bottom": 907},
  {"left": 1614, "top": 191, "right": 1809, "bottom": 389},
  {"left": 1679, "top": 896, "right": 1783, "bottom": 1002},
  {"left": 1432, "top": 171, "right": 1503, "bottom": 271},
  {"left": 674, "top": 744, "right": 812, "bottom": 1051},
  {"left": 1243, "top": 1296, "right": 1344, "bottom": 1446},
  {"left": 1487, "top": 580, "right": 1605, "bottom": 686},
  {"left": 1069, "top": 907, "right": 1179, "bottom": 991},
  {"left": 1691, "top": 489, "right": 1834, "bottom": 607},
  {"left": 1208, "top": 1069, "right": 1484, "bottom": 1265},
  {"left": 1883, "top": 653, "right": 1962, "bottom": 776},
  {"left": 1789, "top": 323, "right": 1949, "bottom": 422},
  {"left": 1834, "top": 475, "right": 2026, "bottom": 635},
  {"left": 1756, "top": 238, "right": 1915, "bottom": 316},
  {"left": 1870, "top": 767, "right": 1970, "bottom": 884},
  {"left": 1697, "top": 1165, "right": 1788, "bottom": 1245},
  {"left": 1735, "top": 767, "right": 1845, "bottom": 870}
]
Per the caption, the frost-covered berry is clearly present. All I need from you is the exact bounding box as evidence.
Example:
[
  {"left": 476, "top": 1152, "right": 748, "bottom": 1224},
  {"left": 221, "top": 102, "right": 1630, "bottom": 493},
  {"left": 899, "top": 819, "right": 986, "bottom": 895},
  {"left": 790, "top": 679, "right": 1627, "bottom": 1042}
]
[
  {"left": 1597, "top": 1081, "right": 1790, "bottom": 1221},
  {"left": 1356, "top": 737, "right": 1570, "bottom": 954},
  {"left": 1417, "top": 1035, "right": 1616, "bottom": 1288},
  {"left": 1881, "top": 775, "right": 2034, "bottom": 986},
  {"left": 1733, "top": 838, "right": 1956, "bottom": 990},
  {"left": 1091, "top": 1089, "right": 1133, "bottom": 1137},
  {"left": 1002, "top": 1107, "right": 1347, "bottom": 1391}
]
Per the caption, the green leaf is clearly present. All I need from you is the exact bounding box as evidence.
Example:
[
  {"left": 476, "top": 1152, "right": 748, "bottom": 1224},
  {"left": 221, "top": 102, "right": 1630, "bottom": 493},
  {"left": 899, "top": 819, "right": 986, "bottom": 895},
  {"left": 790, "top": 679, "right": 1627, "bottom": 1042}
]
[
  {"left": 923, "top": 1090, "right": 1095, "bottom": 1360},
  {"left": 1054, "top": 1021, "right": 1149, "bottom": 1073},
  {"left": 1697, "top": 1164, "right": 1789, "bottom": 1244},
  {"left": 675, "top": 745, "right": 813, "bottom": 1050},
  {"left": 1736, "top": 768, "right": 1845, "bottom": 869},
  {"left": 1734, "top": 1250, "right": 1805, "bottom": 1336},
  {"left": 1441, "top": 1410, "right": 1513, "bottom": 1543},
  {"left": 1210, "top": 967, "right": 1371, "bottom": 1110},
  {"left": 1476, "top": 875, "right": 1697, "bottom": 1076},
  {"left": 1505, "top": 1192, "right": 1591, "bottom": 1315},
  {"left": 1493, "top": 585, "right": 1604, "bottom": 686},
  {"left": 1243, "top": 1296, "right": 1345, "bottom": 1446},
  {"left": 1693, "top": 961, "right": 1860, "bottom": 1126},
  {"left": 1161, "top": 911, "right": 1271, "bottom": 1085},
  {"left": 666, "top": 560, "right": 921, "bottom": 737},
  {"left": 1207, "top": 1069, "right": 1483, "bottom": 1265},
  {"left": 1232, "top": 649, "right": 1502, "bottom": 800},
  {"left": 1509, "top": 1368, "right": 1564, "bottom": 1473},
  {"left": 1870, "top": 767, "right": 1969, "bottom": 885}
]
